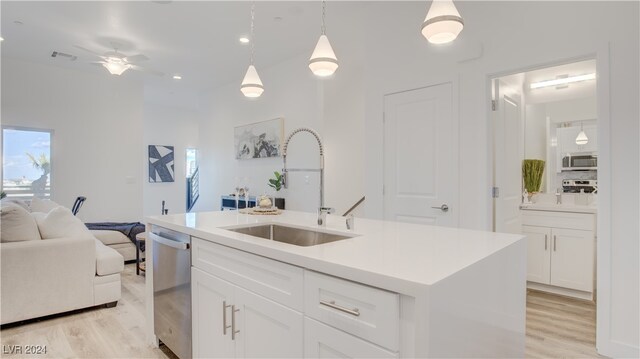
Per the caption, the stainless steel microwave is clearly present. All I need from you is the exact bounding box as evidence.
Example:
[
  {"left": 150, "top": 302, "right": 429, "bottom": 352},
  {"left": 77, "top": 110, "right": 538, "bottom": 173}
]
[{"left": 562, "top": 155, "right": 597, "bottom": 171}]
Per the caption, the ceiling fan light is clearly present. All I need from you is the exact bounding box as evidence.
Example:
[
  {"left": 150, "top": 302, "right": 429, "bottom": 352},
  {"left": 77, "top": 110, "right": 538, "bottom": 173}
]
[
  {"left": 103, "top": 62, "right": 130, "bottom": 75},
  {"left": 309, "top": 35, "right": 339, "bottom": 77},
  {"left": 240, "top": 65, "right": 264, "bottom": 98},
  {"left": 575, "top": 130, "right": 589, "bottom": 145},
  {"left": 421, "top": 0, "right": 464, "bottom": 44}
]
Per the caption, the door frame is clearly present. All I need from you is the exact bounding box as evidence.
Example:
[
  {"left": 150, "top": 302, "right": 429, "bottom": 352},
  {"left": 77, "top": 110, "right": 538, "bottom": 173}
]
[
  {"left": 382, "top": 79, "right": 460, "bottom": 226},
  {"left": 485, "top": 45, "right": 612, "bottom": 355}
]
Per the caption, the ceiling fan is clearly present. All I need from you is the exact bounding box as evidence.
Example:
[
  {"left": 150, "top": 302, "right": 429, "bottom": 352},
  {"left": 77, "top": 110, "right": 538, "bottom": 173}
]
[{"left": 74, "top": 42, "right": 164, "bottom": 77}]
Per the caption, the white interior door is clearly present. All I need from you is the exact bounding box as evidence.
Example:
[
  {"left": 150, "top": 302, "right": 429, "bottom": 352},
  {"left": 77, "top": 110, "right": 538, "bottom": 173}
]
[
  {"left": 493, "top": 79, "right": 524, "bottom": 233},
  {"left": 383, "top": 83, "right": 458, "bottom": 227}
]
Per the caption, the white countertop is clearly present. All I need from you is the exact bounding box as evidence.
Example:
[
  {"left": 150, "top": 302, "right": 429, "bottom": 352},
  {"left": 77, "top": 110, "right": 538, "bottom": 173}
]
[
  {"left": 146, "top": 210, "right": 523, "bottom": 295},
  {"left": 520, "top": 193, "right": 598, "bottom": 214}
]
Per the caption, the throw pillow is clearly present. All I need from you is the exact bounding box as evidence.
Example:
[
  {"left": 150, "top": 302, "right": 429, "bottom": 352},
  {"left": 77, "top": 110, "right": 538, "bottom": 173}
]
[
  {"left": 32, "top": 206, "right": 91, "bottom": 239},
  {"left": 0, "top": 202, "right": 42, "bottom": 242},
  {"left": 30, "top": 197, "right": 61, "bottom": 213}
]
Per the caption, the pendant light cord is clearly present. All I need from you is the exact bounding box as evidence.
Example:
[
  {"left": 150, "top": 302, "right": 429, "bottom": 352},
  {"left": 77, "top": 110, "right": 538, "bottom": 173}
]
[
  {"left": 321, "top": 0, "right": 326, "bottom": 35},
  {"left": 250, "top": 2, "right": 256, "bottom": 65}
]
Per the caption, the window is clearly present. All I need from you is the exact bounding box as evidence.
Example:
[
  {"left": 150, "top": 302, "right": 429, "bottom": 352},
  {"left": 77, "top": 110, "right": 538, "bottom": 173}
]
[
  {"left": 185, "top": 148, "right": 199, "bottom": 211},
  {"left": 2, "top": 127, "right": 52, "bottom": 199}
]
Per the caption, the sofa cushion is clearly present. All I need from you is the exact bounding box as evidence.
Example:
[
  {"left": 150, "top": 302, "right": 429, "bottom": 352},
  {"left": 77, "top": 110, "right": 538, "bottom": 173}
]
[
  {"left": 90, "top": 229, "right": 131, "bottom": 246},
  {"left": 0, "top": 198, "right": 31, "bottom": 212},
  {"left": 95, "top": 240, "right": 124, "bottom": 276},
  {"left": 30, "top": 197, "right": 60, "bottom": 213},
  {"left": 32, "top": 207, "right": 91, "bottom": 239},
  {"left": 0, "top": 203, "right": 41, "bottom": 242}
]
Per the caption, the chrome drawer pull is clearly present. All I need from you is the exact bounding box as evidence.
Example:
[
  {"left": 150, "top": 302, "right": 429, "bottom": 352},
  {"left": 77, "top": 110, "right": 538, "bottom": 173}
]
[
  {"left": 231, "top": 305, "right": 240, "bottom": 340},
  {"left": 222, "top": 301, "right": 231, "bottom": 335},
  {"left": 319, "top": 300, "right": 360, "bottom": 317}
]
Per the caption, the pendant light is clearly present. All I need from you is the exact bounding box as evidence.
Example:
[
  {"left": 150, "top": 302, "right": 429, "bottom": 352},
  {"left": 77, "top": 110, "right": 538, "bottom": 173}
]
[
  {"left": 241, "top": 3, "right": 264, "bottom": 98},
  {"left": 421, "top": 0, "right": 464, "bottom": 44},
  {"left": 575, "top": 122, "right": 589, "bottom": 145},
  {"left": 309, "top": 0, "right": 338, "bottom": 77}
]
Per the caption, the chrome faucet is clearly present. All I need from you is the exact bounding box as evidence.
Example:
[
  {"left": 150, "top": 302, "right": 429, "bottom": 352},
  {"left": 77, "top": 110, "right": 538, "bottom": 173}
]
[
  {"left": 281, "top": 127, "right": 332, "bottom": 225},
  {"left": 556, "top": 188, "right": 563, "bottom": 204}
]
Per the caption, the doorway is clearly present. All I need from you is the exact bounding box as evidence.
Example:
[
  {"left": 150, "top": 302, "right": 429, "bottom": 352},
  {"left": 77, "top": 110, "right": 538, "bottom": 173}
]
[{"left": 491, "top": 58, "right": 600, "bottom": 356}]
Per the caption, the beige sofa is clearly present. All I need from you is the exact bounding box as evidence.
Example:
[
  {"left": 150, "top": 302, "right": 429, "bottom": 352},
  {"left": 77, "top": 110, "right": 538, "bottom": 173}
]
[{"left": 0, "top": 199, "right": 124, "bottom": 325}]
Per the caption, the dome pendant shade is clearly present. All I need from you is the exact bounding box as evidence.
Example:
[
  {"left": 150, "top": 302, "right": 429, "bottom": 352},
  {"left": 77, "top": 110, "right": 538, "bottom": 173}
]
[
  {"left": 575, "top": 130, "right": 589, "bottom": 145},
  {"left": 309, "top": 35, "right": 339, "bottom": 77},
  {"left": 421, "top": 0, "right": 464, "bottom": 44},
  {"left": 240, "top": 65, "right": 264, "bottom": 98}
]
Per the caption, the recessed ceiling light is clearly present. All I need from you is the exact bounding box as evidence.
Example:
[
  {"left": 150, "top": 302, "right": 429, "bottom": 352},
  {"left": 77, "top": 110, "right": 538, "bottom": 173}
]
[
  {"left": 239, "top": 37, "right": 250, "bottom": 44},
  {"left": 173, "top": 75, "right": 182, "bottom": 80}
]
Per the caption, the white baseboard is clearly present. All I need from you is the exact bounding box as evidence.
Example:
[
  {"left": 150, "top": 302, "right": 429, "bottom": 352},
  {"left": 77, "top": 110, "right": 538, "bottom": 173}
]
[{"left": 527, "top": 282, "right": 594, "bottom": 301}]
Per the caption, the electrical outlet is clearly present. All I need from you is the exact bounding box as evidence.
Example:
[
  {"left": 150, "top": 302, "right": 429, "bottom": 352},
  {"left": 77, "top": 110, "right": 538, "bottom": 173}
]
[
  {"left": 304, "top": 175, "right": 310, "bottom": 184},
  {"left": 125, "top": 176, "right": 135, "bottom": 184}
]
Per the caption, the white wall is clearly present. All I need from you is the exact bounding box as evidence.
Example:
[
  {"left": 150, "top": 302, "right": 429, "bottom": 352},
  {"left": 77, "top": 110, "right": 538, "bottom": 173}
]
[
  {"left": 1, "top": 58, "right": 144, "bottom": 222},
  {"left": 360, "top": 1, "right": 638, "bottom": 356},
  {"left": 143, "top": 102, "right": 199, "bottom": 217},
  {"left": 196, "top": 21, "right": 365, "bottom": 216}
]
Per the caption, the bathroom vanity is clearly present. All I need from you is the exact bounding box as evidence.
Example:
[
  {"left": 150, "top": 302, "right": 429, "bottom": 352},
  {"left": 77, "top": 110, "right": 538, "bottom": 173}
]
[{"left": 145, "top": 210, "right": 526, "bottom": 358}]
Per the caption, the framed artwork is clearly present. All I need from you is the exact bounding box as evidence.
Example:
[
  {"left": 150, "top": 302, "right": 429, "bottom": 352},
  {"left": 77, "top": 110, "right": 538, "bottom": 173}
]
[
  {"left": 234, "top": 118, "right": 284, "bottom": 159},
  {"left": 148, "top": 145, "right": 175, "bottom": 182}
]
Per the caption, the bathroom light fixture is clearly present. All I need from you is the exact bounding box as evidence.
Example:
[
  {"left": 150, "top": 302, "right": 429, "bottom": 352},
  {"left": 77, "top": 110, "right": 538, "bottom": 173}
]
[
  {"left": 240, "top": 3, "right": 264, "bottom": 98},
  {"left": 530, "top": 73, "right": 596, "bottom": 89},
  {"left": 173, "top": 75, "right": 182, "bottom": 80},
  {"left": 239, "top": 36, "right": 249, "bottom": 44},
  {"left": 308, "top": 0, "right": 338, "bottom": 77},
  {"left": 575, "top": 122, "right": 589, "bottom": 145},
  {"left": 0, "top": 36, "right": 4, "bottom": 42},
  {"left": 103, "top": 58, "right": 131, "bottom": 76},
  {"left": 421, "top": 0, "right": 464, "bottom": 44}
]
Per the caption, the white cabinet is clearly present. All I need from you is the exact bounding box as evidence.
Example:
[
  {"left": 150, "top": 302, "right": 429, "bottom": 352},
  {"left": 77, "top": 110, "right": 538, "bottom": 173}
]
[
  {"left": 192, "top": 267, "right": 303, "bottom": 359},
  {"left": 522, "top": 211, "right": 595, "bottom": 299},
  {"left": 304, "top": 317, "right": 398, "bottom": 358},
  {"left": 557, "top": 125, "right": 598, "bottom": 155},
  {"left": 192, "top": 238, "right": 401, "bottom": 358}
]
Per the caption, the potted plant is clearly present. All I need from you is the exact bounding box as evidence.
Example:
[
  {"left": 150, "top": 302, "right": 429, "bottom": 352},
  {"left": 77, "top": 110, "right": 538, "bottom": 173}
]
[
  {"left": 267, "top": 171, "right": 285, "bottom": 209},
  {"left": 522, "top": 159, "right": 545, "bottom": 200}
]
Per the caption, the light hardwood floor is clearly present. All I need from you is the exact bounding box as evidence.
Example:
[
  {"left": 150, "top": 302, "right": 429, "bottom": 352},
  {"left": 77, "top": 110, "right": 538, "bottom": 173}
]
[{"left": 1, "top": 264, "right": 602, "bottom": 358}]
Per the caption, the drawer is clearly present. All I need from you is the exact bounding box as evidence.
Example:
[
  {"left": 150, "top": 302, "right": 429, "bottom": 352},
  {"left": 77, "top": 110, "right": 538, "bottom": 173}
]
[
  {"left": 192, "top": 237, "right": 304, "bottom": 311},
  {"left": 304, "top": 270, "right": 399, "bottom": 351},
  {"left": 521, "top": 210, "right": 595, "bottom": 231},
  {"left": 304, "top": 317, "right": 398, "bottom": 358}
]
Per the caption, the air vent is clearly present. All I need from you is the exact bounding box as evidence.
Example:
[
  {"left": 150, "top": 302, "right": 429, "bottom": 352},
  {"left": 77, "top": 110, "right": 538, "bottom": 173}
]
[{"left": 51, "top": 51, "right": 77, "bottom": 61}]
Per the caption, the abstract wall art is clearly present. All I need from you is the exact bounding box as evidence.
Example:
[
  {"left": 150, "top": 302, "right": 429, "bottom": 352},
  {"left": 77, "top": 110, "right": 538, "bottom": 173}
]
[
  {"left": 234, "top": 118, "right": 284, "bottom": 160},
  {"left": 149, "top": 145, "right": 175, "bottom": 182}
]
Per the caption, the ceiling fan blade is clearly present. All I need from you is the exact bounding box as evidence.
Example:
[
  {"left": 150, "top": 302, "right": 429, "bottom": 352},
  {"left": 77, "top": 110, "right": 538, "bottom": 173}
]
[
  {"left": 124, "top": 54, "right": 149, "bottom": 63},
  {"left": 73, "top": 45, "right": 105, "bottom": 58},
  {"left": 130, "top": 64, "right": 164, "bottom": 77}
]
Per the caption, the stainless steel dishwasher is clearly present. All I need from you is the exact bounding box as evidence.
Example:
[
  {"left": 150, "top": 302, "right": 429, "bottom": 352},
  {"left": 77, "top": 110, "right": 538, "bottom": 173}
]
[{"left": 150, "top": 225, "right": 191, "bottom": 359}]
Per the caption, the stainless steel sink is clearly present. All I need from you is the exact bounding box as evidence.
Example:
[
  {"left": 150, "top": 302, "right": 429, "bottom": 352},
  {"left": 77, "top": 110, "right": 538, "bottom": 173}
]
[{"left": 224, "top": 224, "right": 353, "bottom": 247}]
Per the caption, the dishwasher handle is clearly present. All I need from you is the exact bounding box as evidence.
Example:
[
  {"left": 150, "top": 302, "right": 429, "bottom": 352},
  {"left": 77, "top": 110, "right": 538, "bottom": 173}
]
[{"left": 149, "top": 232, "right": 190, "bottom": 250}]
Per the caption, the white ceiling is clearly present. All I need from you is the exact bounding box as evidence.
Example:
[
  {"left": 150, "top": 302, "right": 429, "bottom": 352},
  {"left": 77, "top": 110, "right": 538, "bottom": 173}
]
[{"left": 1, "top": 1, "right": 366, "bottom": 100}]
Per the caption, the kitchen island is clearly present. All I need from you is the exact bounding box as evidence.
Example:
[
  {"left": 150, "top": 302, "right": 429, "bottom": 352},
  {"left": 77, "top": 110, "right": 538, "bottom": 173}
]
[{"left": 145, "top": 210, "right": 526, "bottom": 358}]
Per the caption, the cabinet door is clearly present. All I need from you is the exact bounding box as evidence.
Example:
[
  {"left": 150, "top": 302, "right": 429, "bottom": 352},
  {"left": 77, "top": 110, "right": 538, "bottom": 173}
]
[
  {"left": 234, "top": 286, "right": 303, "bottom": 358},
  {"left": 304, "top": 317, "right": 398, "bottom": 358},
  {"left": 192, "top": 267, "right": 236, "bottom": 359},
  {"left": 550, "top": 228, "right": 594, "bottom": 292},
  {"left": 522, "top": 226, "right": 551, "bottom": 284}
]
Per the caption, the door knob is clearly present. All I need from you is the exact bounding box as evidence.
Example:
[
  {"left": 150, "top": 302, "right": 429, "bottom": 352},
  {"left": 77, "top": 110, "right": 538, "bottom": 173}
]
[{"left": 432, "top": 204, "right": 449, "bottom": 212}]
